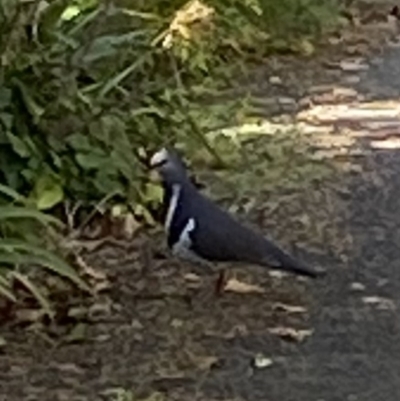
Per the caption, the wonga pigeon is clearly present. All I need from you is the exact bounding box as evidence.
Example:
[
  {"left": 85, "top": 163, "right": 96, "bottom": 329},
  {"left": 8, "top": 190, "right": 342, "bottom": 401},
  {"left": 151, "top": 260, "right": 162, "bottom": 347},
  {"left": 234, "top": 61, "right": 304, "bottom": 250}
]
[{"left": 150, "top": 147, "right": 323, "bottom": 292}]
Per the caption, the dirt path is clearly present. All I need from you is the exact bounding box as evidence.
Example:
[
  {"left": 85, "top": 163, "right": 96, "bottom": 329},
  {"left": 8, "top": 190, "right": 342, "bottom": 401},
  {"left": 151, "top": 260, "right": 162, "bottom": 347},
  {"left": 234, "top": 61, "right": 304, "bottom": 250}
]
[{"left": 2, "top": 14, "right": 400, "bottom": 401}]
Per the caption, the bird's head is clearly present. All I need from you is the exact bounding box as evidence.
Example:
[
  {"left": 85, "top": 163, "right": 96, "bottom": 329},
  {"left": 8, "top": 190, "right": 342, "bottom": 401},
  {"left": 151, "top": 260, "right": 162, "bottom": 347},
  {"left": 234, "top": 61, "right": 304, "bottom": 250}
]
[{"left": 149, "top": 147, "right": 189, "bottom": 185}]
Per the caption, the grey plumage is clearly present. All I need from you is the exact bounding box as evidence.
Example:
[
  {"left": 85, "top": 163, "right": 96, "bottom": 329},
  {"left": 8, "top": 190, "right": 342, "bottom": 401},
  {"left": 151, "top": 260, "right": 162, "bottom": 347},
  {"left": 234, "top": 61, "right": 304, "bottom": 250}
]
[{"left": 150, "top": 147, "right": 322, "bottom": 279}]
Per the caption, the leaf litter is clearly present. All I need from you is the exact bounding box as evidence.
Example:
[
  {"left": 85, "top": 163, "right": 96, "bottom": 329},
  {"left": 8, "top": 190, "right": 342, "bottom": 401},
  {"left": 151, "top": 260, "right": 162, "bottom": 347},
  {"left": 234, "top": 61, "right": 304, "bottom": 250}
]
[
  {"left": 268, "top": 327, "right": 314, "bottom": 343},
  {"left": 223, "top": 277, "right": 265, "bottom": 294}
]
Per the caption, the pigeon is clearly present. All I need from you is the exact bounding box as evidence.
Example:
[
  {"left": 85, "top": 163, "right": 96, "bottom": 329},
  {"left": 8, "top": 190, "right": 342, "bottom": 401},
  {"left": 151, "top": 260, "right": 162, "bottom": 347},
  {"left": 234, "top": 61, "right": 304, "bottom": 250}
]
[{"left": 150, "top": 147, "right": 323, "bottom": 291}]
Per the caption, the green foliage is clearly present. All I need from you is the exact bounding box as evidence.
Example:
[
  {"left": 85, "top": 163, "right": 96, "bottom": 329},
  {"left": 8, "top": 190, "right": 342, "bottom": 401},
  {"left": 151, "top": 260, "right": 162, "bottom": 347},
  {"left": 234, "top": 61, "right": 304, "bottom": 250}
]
[
  {"left": 214, "top": 0, "right": 339, "bottom": 55},
  {"left": 0, "top": 0, "right": 235, "bottom": 211},
  {"left": 0, "top": 0, "right": 339, "bottom": 212},
  {"left": 0, "top": 184, "right": 90, "bottom": 312}
]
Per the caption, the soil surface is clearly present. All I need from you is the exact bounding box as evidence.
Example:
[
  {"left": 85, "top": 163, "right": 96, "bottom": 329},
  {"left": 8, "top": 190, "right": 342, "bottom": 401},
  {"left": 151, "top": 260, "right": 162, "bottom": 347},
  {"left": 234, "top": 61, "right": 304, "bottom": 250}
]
[{"left": 2, "top": 6, "right": 400, "bottom": 401}]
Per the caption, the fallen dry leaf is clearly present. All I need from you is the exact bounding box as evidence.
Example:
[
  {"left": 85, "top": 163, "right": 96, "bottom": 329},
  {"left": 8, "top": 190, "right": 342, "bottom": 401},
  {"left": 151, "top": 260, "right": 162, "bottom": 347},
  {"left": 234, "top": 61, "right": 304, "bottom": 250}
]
[
  {"left": 15, "top": 308, "right": 45, "bottom": 324},
  {"left": 192, "top": 355, "right": 219, "bottom": 371},
  {"left": 88, "top": 301, "right": 112, "bottom": 321},
  {"left": 362, "top": 296, "right": 396, "bottom": 310},
  {"left": 67, "top": 306, "right": 88, "bottom": 320},
  {"left": 269, "top": 327, "right": 313, "bottom": 342},
  {"left": 75, "top": 255, "right": 107, "bottom": 281},
  {"left": 55, "top": 363, "right": 84, "bottom": 375},
  {"left": 350, "top": 282, "right": 366, "bottom": 291},
  {"left": 170, "top": 318, "right": 184, "bottom": 328},
  {"left": 269, "top": 76, "right": 282, "bottom": 85},
  {"left": 64, "top": 323, "right": 87, "bottom": 344},
  {"left": 253, "top": 353, "right": 273, "bottom": 369},
  {"left": 340, "top": 58, "right": 369, "bottom": 72},
  {"left": 272, "top": 302, "right": 307, "bottom": 314},
  {"left": 123, "top": 212, "right": 142, "bottom": 239},
  {"left": 183, "top": 273, "right": 201, "bottom": 282},
  {"left": 223, "top": 278, "right": 265, "bottom": 294}
]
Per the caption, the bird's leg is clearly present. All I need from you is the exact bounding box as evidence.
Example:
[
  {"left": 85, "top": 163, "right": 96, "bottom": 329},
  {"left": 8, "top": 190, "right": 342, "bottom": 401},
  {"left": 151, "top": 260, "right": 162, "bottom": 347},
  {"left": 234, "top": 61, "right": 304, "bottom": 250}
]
[{"left": 214, "top": 270, "right": 226, "bottom": 296}]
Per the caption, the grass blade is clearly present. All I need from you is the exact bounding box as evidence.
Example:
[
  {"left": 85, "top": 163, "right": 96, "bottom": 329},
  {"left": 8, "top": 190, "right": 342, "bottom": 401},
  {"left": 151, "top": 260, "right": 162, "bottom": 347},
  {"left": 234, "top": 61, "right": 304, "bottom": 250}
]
[
  {"left": 0, "top": 206, "right": 63, "bottom": 228},
  {"left": 0, "top": 270, "right": 16, "bottom": 301},
  {"left": 0, "top": 252, "right": 91, "bottom": 293},
  {"left": 99, "top": 52, "right": 150, "bottom": 98},
  {"left": 0, "top": 184, "right": 26, "bottom": 203},
  {"left": 11, "top": 271, "right": 53, "bottom": 317}
]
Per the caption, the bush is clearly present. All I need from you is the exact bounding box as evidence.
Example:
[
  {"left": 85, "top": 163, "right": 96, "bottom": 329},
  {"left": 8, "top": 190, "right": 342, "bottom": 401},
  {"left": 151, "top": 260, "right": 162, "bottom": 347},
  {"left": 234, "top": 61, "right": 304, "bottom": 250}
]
[
  {"left": 0, "top": 184, "right": 89, "bottom": 313},
  {"left": 0, "top": 0, "right": 237, "bottom": 214},
  {"left": 0, "top": 0, "right": 339, "bottom": 211}
]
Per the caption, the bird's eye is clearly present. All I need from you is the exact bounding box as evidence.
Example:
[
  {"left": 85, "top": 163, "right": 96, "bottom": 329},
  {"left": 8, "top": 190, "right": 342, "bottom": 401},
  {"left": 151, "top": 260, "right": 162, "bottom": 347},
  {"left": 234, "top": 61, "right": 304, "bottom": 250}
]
[{"left": 150, "top": 158, "right": 167, "bottom": 168}]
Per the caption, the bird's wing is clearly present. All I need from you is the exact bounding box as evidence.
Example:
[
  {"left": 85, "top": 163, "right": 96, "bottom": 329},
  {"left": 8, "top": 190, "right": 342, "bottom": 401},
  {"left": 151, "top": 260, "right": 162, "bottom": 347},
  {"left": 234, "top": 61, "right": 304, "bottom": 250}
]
[
  {"left": 184, "top": 188, "right": 319, "bottom": 278},
  {"left": 186, "top": 189, "right": 278, "bottom": 263}
]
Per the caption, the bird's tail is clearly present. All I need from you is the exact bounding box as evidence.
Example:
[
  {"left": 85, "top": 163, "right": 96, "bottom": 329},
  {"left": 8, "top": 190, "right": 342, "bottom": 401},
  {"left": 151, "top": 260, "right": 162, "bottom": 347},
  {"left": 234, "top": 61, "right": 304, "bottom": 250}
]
[{"left": 261, "top": 240, "right": 323, "bottom": 278}]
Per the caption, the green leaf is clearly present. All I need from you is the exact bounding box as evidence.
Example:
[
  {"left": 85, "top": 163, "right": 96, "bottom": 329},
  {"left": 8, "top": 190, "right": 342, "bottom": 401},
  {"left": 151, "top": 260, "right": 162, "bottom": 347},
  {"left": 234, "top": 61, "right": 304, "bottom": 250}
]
[
  {"left": 6, "top": 131, "right": 30, "bottom": 157},
  {"left": 37, "top": 0, "right": 69, "bottom": 42},
  {"left": 0, "top": 250, "right": 90, "bottom": 293},
  {"left": 142, "top": 183, "right": 163, "bottom": 204},
  {"left": 66, "top": 133, "right": 92, "bottom": 151},
  {"left": 82, "top": 31, "right": 148, "bottom": 64},
  {"left": 67, "top": 6, "right": 101, "bottom": 36},
  {"left": 76, "top": 152, "right": 108, "bottom": 169},
  {"left": 34, "top": 177, "right": 64, "bottom": 210},
  {"left": 0, "top": 87, "right": 12, "bottom": 109},
  {"left": 99, "top": 52, "right": 150, "bottom": 98},
  {"left": 93, "top": 170, "right": 123, "bottom": 195},
  {"left": 0, "top": 206, "right": 63, "bottom": 228},
  {"left": 0, "top": 184, "right": 26, "bottom": 203},
  {"left": 0, "top": 113, "right": 13, "bottom": 130},
  {"left": 12, "top": 79, "right": 45, "bottom": 122}
]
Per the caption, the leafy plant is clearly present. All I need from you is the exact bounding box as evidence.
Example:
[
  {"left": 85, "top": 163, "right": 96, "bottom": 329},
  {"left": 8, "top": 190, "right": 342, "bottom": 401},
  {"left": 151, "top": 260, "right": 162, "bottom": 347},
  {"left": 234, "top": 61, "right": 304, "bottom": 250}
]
[
  {"left": 0, "top": 0, "right": 339, "bottom": 212},
  {"left": 0, "top": 184, "right": 89, "bottom": 314},
  {"left": 0, "top": 0, "right": 233, "bottom": 211}
]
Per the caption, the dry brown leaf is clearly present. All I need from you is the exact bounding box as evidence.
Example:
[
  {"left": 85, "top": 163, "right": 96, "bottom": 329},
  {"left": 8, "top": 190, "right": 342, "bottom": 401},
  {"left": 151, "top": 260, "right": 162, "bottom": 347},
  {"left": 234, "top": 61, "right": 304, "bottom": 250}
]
[
  {"left": 93, "top": 280, "right": 111, "bottom": 293},
  {"left": 88, "top": 301, "right": 112, "bottom": 321},
  {"left": 269, "top": 327, "right": 313, "bottom": 342},
  {"left": 223, "top": 278, "right": 265, "bottom": 294},
  {"left": 268, "top": 271, "right": 286, "bottom": 279},
  {"left": 272, "top": 302, "right": 307, "bottom": 314},
  {"left": 15, "top": 308, "right": 45, "bottom": 323},
  {"left": 75, "top": 255, "right": 107, "bottom": 281},
  {"left": 192, "top": 355, "right": 219, "bottom": 371},
  {"left": 67, "top": 306, "right": 88, "bottom": 320},
  {"left": 162, "top": 0, "right": 214, "bottom": 48},
  {"left": 340, "top": 59, "right": 369, "bottom": 72},
  {"left": 63, "top": 238, "right": 108, "bottom": 252},
  {"left": 55, "top": 363, "right": 84, "bottom": 375},
  {"left": 123, "top": 212, "right": 141, "bottom": 239},
  {"left": 184, "top": 273, "right": 201, "bottom": 282},
  {"left": 170, "top": 318, "right": 184, "bottom": 328}
]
